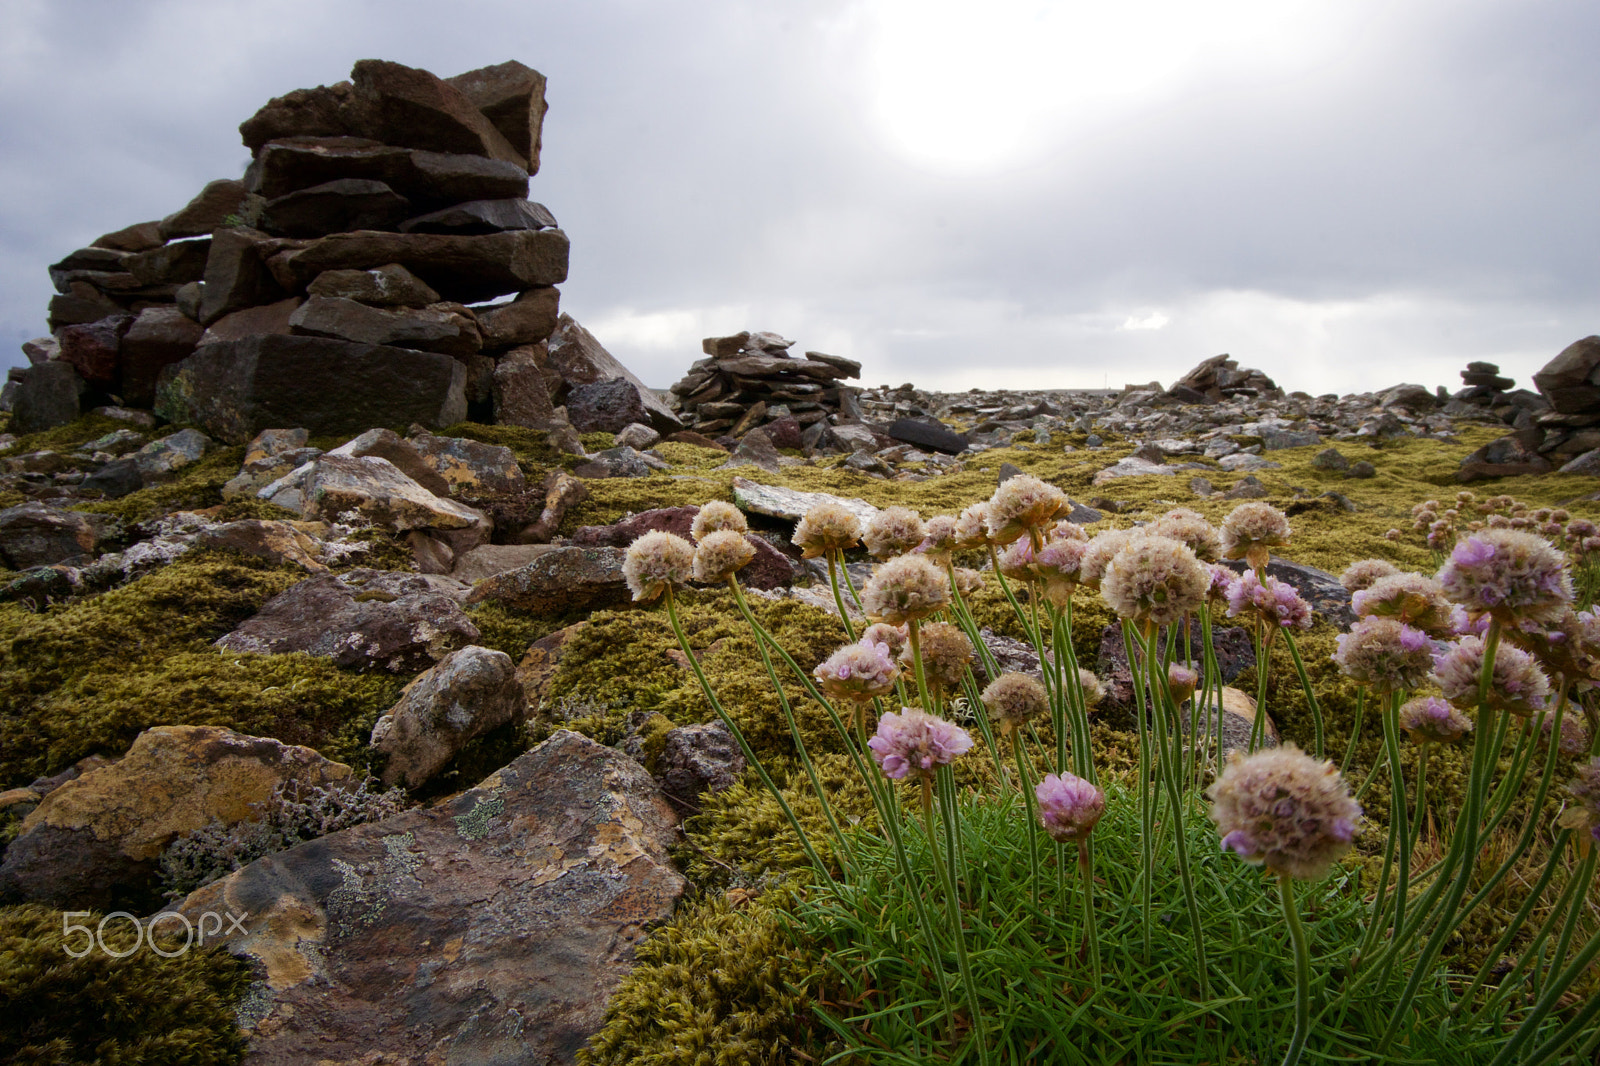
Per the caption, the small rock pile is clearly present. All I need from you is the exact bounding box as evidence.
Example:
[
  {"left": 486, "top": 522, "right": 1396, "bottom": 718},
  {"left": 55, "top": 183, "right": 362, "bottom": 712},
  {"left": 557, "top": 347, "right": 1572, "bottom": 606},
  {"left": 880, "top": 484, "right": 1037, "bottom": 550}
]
[
  {"left": 3, "top": 59, "right": 675, "bottom": 452},
  {"left": 1160, "top": 354, "right": 1282, "bottom": 405},
  {"left": 668, "top": 330, "right": 863, "bottom": 440},
  {"left": 1531, "top": 337, "right": 1600, "bottom": 474}
]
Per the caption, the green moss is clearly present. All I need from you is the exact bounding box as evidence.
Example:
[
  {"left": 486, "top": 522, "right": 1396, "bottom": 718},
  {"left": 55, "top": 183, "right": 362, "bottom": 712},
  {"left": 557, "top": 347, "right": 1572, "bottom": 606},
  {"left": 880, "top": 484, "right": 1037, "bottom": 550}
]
[
  {"left": 465, "top": 600, "right": 565, "bottom": 660},
  {"left": 0, "top": 550, "right": 403, "bottom": 784},
  {"left": 0, "top": 903, "right": 252, "bottom": 1065},
  {"left": 434, "top": 420, "right": 560, "bottom": 472},
  {"left": 208, "top": 495, "right": 302, "bottom": 523},
  {"left": 74, "top": 445, "right": 246, "bottom": 525},
  {"left": 0, "top": 414, "right": 135, "bottom": 457}
]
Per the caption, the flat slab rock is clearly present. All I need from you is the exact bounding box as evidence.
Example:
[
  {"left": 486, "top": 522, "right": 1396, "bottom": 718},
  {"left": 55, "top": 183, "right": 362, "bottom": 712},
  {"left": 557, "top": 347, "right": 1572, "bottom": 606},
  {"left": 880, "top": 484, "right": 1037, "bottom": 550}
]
[
  {"left": 731, "top": 476, "right": 880, "bottom": 526},
  {"left": 463, "top": 545, "right": 630, "bottom": 615},
  {"left": 170, "top": 730, "right": 685, "bottom": 1066}
]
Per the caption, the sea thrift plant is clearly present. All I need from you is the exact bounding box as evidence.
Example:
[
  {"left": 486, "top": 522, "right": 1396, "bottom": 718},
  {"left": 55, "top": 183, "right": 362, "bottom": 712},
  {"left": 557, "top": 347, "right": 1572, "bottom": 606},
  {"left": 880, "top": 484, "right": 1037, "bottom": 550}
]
[
  {"left": 916, "top": 514, "right": 960, "bottom": 565},
  {"left": 1167, "top": 663, "right": 1199, "bottom": 706},
  {"left": 1333, "top": 616, "right": 1434, "bottom": 693},
  {"left": 1397, "top": 695, "right": 1473, "bottom": 744},
  {"left": 910, "top": 622, "right": 975, "bottom": 697},
  {"left": 1226, "top": 570, "right": 1313, "bottom": 630},
  {"left": 815, "top": 640, "right": 901, "bottom": 704},
  {"left": 1148, "top": 508, "right": 1222, "bottom": 562},
  {"left": 982, "top": 672, "right": 1049, "bottom": 735},
  {"left": 863, "top": 506, "right": 926, "bottom": 560},
  {"left": 1341, "top": 558, "right": 1401, "bottom": 594},
  {"left": 986, "top": 473, "right": 1067, "bottom": 545},
  {"left": 1432, "top": 634, "right": 1551, "bottom": 716},
  {"left": 1436, "top": 528, "right": 1572, "bottom": 625},
  {"left": 1079, "top": 528, "right": 1139, "bottom": 590},
  {"left": 622, "top": 530, "right": 696, "bottom": 602},
  {"left": 1219, "top": 501, "right": 1292, "bottom": 571},
  {"left": 867, "top": 706, "right": 974, "bottom": 780},
  {"left": 1352, "top": 573, "right": 1454, "bottom": 637},
  {"left": 691, "top": 529, "right": 755, "bottom": 584},
  {"left": 861, "top": 553, "right": 951, "bottom": 625},
  {"left": 792, "top": 501, "right": 862, "bottom": 558},
  {"left": 1032, "top": 535, "right": 1087, "bottom": 606},
  {"left": 1558, "top": 758, "right": 1600, "bottom": 846},
  {"left": 691, "top": 499, "right": 748, "bottom": 541},
  {"left": 1209, "top": 745, "right": 1362, "bottom": 881},
  {"left": 953, "top": 501, "right": 992, "bottom": 549},
  {"left": 1035, "top": 772, "right": 1107, "bottom": 842},
  {"left": 1100, "top": 534, "right": 1209, "bottom": 627}
]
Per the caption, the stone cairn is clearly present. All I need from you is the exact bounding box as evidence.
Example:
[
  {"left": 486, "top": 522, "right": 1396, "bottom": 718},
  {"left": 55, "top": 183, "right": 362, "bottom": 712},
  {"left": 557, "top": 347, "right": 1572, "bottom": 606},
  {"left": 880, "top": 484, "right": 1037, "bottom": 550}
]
[
  {"left": 668, "top": 330, "right": 862, "bottom": 443},
  {"left": 4, "top": 59, "right": 677, "bottom": 450}
]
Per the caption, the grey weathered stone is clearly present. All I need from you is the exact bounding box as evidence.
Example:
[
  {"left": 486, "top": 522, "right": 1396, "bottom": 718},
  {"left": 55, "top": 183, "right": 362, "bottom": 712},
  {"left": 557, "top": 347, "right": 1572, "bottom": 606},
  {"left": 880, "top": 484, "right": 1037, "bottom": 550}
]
[
  {"left": 327, "top": 428, "right": 451, "bottom": 495},
  {"left": 289, "top": 295, "right": 481, "bottom": 356},
  {"left": 731, "top": 476, "right": 879, "bottom": 525},
  {"left": 168, "top": 731, "right": 683, "bottom": 1066},
  {"left": 197, "top": 227, "right": 290, "bottom": 325},
  {"left": 130, "top": 428, "right": 213, "bottom": 483},
  {"left": 1093, "top": 455, "right": 1178, "bottom": 484},
  {"left": 1558, "top": 448, "right": 1600, "bottom": 476},
  {"left": 125, "top": 237, "right": 211, "bottom": 286},
  {"left": 239, "top": 82, "right": 357, "bottom": 151},
  {"left": 1310, "top": 447, "right": 1350, "bottom": 472},
  {"left": 408, "top": 431, "right": 526, "bottom": 494},
  {"left": 568, "top": 376, "right": 650, "bottom": 434},
  {"left": 196, "top": 297, "right": 303, "bottom": 347},
  {"left": 159, "top": 179, "right": 250, "bottom": 240},
  {"left": 155, "top": 334, "right": 467, "bottom": 445},
  {"left": 615, "top": 422, "right": 661, "bottom": 449},
  {"left": 887, "top": 417, "right": 967, "bottom": 454},
  {"left": 1218, "top": 453, "right": 1283, "bottom": 472},
  {"left": 718, "top": 427, "right": 782, "bottom": 473},
  {"left": 120, "top": 306, "right": 204, "bottom": 406},
  {"left": 462, "top": 545, "right": 630, "bottom": 615},
  {"left": 0, "top": 502, "right": 116, "bottom": 569},
  {"left": 654, "top": 722, "right": 745, "bottom": 811},
  {"left": 573, "top": 445, "right": 657, "bottom": 479},
  {"left": 9, "top": 360, "right": 84, "bottom": 434},
  {"left": 1533, "top": 336, "right": 1600, "bottom": 415},
  {"left": 370, "top": 645, "right": 522, "bottom": 788},
  {"left": 350, "top": 58, "right": 525, "bottom": 168},
  {"left": 450, "top": 543, "right": 560, "bottom": 583},
  {"left": 262, "top": 455, "right": 488, "bottom": 550}
]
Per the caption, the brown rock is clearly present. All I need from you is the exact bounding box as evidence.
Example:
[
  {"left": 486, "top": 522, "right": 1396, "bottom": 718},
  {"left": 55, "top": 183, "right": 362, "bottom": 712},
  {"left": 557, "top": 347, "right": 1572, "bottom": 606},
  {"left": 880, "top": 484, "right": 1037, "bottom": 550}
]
[
  {"left": 450, "top": 543, "right": 560, "bottom": 583},
  {"left": 350, "top": 59, "right": 526, "bottom": 168},
  {"left": 492, "top": 343, "right": 558, "bottom": 428},
  {"left": 546, "top": 314, "right": 682, "bottom": 432},
  {"left": 125, "top": 237, "right": 211, "bottom": 286},
  {"left": 159, "top": 179, "right": 251, "bottom": 240},
  {"left": 48, "top": 284, "right": 125, "bottom": 330},
  {"left": 408, "top": 431, "right": 526, "bottom": 494},
  {"left": 260, "top": 178, "right": 412, "bottom": 237},
  {"left": 8, "top": 361, "right": 84, "bottom": 433},
  {"left": 463, "top": 545, "right": 629, "bottom": 615},
  {"left": 516, "top": 622, "right": 586, "bottom": 711},
  {"left": 1533, "top": 336, "right": 1600, "bottom": 415},
  {"left": 445, "top": 60, "right": 549, "bottom": 173},
  {"left": 305, "top": 262, "right": 440, "bottom": 305},
  {"left": 55, "top": 314, "right": 132, "bottom": 388},
  {"left": 239, "top": 81, "right": 357, "bottom": 151},
  {"left": 370, "top": 645, "right": 522, "bottom": 788},
  {"left": 289, "top": 295, "right": 481, "bottom": 357},
  {"left": 197, "top": 227, "right": 291, "bottom": 325},
  {"left": 196, "top": 296, "right": 303, "bottom": 346},
  {"left": 1457, "top": 430, "right": 1555, "bottom": 481},
  {"left": 0, "top": 725, "right": 350, "bottom": 910},
  {"left": 569, "top": 506, "right": 698, "bottom": 547},
  {"left": 400, "top": 197, "right": 557, "bottom": 235},
  {"left": 517, "top": 469, "right": 589, "bottom": 543},
  {"left": 327, "top": 427, "right": 452, "bottom": 496},
  {"left": 477, "top": 285, "right": 560, "bottom": 348},
  {"left": 279, "top": 228, "right": 567, "bottom": 304},
  {"left": 0, "top": 501, "right": 116, "bottom": 569},
  {"left": 170, "top": 731, "right": 683, "bottom": 1065},
  {"left": 120, "top": 306, "right": 204, "bottom": 406},
  {"left": 93, "top": 220, "right": 164, "bottom": 252}
]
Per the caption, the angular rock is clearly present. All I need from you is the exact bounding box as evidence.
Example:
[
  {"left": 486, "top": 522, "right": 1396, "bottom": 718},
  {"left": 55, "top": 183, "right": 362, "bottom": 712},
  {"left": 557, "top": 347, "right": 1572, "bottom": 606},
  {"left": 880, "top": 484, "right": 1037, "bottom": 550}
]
[
  {"left": 476, "top": 285, "right": 560, "bottom": 348},
  {"left": 615, "top": 422, "right": 661, "bottom": 450},
  {"left": 547, "top": 314, "right": 682, "bottom": 432},
  {"left": 155, "top": 334, "right": 467, "bottom": 444},
  {"left": 408, "top": 431, "right": 525, "bottom": 494},
  {"left": 371, "top": 645, "right": 522, "bottom": 788},
  {"left": 1457, "top": 431, "right": 1553, "bottom": 482},
  {"left": 9, "top": 360, "right": 84, "bottom": 434},
  {"left": 21, "top": 336, "right": 58, "bottom": 365},
  {"left": 263, "top": 455, "right": 487, "bottom": 548},
  {"left": 327, "top": 427, "right": 451, "bottom": 495},
  {"left": 731, "top": 476, "right": 879, "bottom": 526},
  {"left": 405, "top": 148, "right": 531, "bottom": 203},
  {"left": 1310, "top": 447, "right": 1350, "bottom": 472},
  {"left": 1092, "top": 456, "right": 1178, "bottom": 484},
  {"left": 350, "top": 58, "right": 525, "bottom": 168},
  {"left": 400, "top": 198, "right": 557, "bottom": 235},
  {"left": 805, "top": 350, "right": 862, "bottom": 375},
  {"left": 719, "top": 427, "right": 782, "bottom": 473},
  {"left": 216, "top": 568, "right": 478, "bottom": 671},
  {"left": 169, "top": 731, "right": 683, "bottom": 1065},
  {"left": 492, "top": 343, "right": 559, "bottom": 428},
  {"left": 1097, "top": 624, "right": 1256, "bottom": 714},
  {"left": 279, "top": 228, "right": 568, "bottom": 304},
  {"left": 120, "top": 306, "right": 204, "bottom": 406},
  {"left": 887, "top": 416, "right": 968, "bottom": 455},
  {"left": 573, "top": 445, "right": 657, "bottom": 479},
  {"left": 1558, "top": 449, "right": 1600, "bottom": 476},
  {"left": 1347, "top": 460, "right": 1377, "bottom": 479},
  {"left": 703, "top": 332, "right": 751, "bottom": 358},
  {"left": 1533, "top": 336, "right": 1600, "bottom": 415},
  {"left": 449, "top": 543, "right": 559, "bottom": 584},
  {"left": 1220, "top": 475, "right": 1270, "bottom": 500},
  {"left": 445, "top": 60, "right": 549, "bottom": 172},
  {"left": 654, "top": 722, "right": 745, "bottom": 811},
  {"left": 509, "top": 470, "right": 589, "bottom": 544},
  {"left": 568, "top": 507, "right": 699, "bottom": 549},
  {"left": 1182, "top": 687, "right": 1279, "bottom": 755},
  {"left": 55, "top": 314, "right": 132, "bottom": 388},
  {"left": 159, "top": 179, "right": 250, "bottom": 240},
  {"left": 93, "top": 219, "right": 164, "bottom": 253},
  {"left": 568, "top": 376, "right": 650, "bottom": 434},
  {"left": 126, "top": 237, "right": 211, "bottom": 286},
  {"left": 1377, "top": 384, "right": 1437, "bottom": 411},
  {"left": 1258, "top": 428, "right": 1322, "bottom": 450},
  {"left": 260, "top": 178, "right": 411, "bottom": 237},
  {"left": 197, "top": 227, "right": 290, "bottom": 325},
  {"left": 306, "top": 262, "right": 441, "bottom": 305},
  {"left": 463, "top": 545, "right": 629, "bottom": 615},
  {"left": 289, "top": 295, "right": 481, "bottom": 356},
  {"left": 240, "top": 82, "right": 357, "bottom": 151},
  {"left": 48, "top": 284, "right": 126, "bottom": 330},
  {"left": 0, "top": 502, "right": 116, "bottom": 569},
  {"left": 130, "top": 428, "right": 213, "bottom": 483},
  {"left": 0, "top": 725, "right": 350, "bottom": 910},
  {"left": 1218, "top": 453, "right": 1283, "bottom": 472}
]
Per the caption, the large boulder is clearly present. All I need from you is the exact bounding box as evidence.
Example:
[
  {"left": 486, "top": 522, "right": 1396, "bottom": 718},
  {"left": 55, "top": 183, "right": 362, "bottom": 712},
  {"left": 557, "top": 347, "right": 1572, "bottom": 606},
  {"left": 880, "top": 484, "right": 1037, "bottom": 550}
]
[
  {"left": 240, "top": 81, "right": 358, "bottom": 151},
  {"left": 349, "top": 59, "right": 526, "bottom": 168},
  {"left": 155, "top": 333, "right": 467, "bottom": 444},
  {"left": 260, "top": 455, "right": 488, "bottom": 550},
  {"left": 546, "top": 314, "right": 682, "bottom": 432},
  {"left": 215, "top": 568, "right": 479, "bottom": 672},
  {"left": 567, "top": 376, "right": 650, "bottom": 434},
  {"left": 1533, "top": 336, "right": 1600, "bottom": 415},
  {"left": 445, "top": 60, "right": 549, "bottom": 172},
  {"left": 0, "top": 502, "right": 117, "bottom": 569},
  {"left": 197, "top": 227, "right": 293, "bottom": 325},
  {"left": 120, "top": 306, "right": 204, "bottom": 406},
  {"left": 491, "top": 343, "right": 559, "bottom": 428},
  {"left": 276, "top": 228, "right": 568, "bottom": 304},
  {"left": 0, "top": 725, "right": 350, "bottom": 910},
  {"left": 370, "top": 645, "right": 523, "bottom": 788},
  {"left": 463, "top": 545, "right": 630, "bottom": 615},
  {"left": 8, "top": 360, "right": 84, "bottom": 433},
  {"left": 408, "top": 431, "right": 526, "bottom": 494},
  {"left": 56, "top": 314, "right": 133, "bottom": 388},
  {"left": 169, "top": 731, "right": 684, "bottom": 1065}
]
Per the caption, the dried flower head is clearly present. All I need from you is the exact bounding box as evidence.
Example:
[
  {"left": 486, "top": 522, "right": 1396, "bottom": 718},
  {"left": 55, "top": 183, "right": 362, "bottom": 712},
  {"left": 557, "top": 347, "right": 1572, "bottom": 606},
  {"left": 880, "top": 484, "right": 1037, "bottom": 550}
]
[
  {"left": 1397, "top": 695, "right": 1473, "bottom": 744},
  {"left": 1226, "top": 570, "right": 1313, "bottom": 630},
  {"left": 1538, "top": 708, "right": 1590, "bottom": 756},
  {"left": 1033, "top": 535, "right": 1088, "bottom": 606},
  {"left": 987, "top": 474, "right": 1068, "bottom": 545},
  {"left": 1078, "top": 668, "right": 1105, "bottom": 708},
  {"left": 1035, "top": 772, "right": 1107, "bottom": 843},
  {"left": 1333, "top": 616, "right": 1435, "bottom": 694},
  {"left": 1432, "top": 634, "right": 1551, "bottom": 717},
  {"left": 691, "top": 500, "right": 748, "bottom": 542},
  {"left": 861, "top": 553, "right": 952, "bottom": 625},
  {"left": 863, "top": 506, "right": 926, "bottom": 560},
  {"left": 952, "top": 567, "right": 986, "bottom": 598},
  {"left": 1079, "top": 528, "right": 1140, "bottom": 591},
  {"left": 909, "top": 621, "right": 974, "bottom": 695},
  {"left": 1352, "top": 573, "right": 1454, "bottom": 638},
  {"left": 623, "top": 530, "right": 696, "bottom": 602},
  {"left": 1051, "top": 520, "right": 1089, "bottom": 542},
  {"left": 1100, "top": 534, "right": 1209, "bottom": 627},
  {"left": 867, "top": 706, "right": 974, "bottom": 779},
  {"left": 998, "top": 538, "right": 1036, "bottom": 582},
  {"left": 1167, "top": 663, "right": 1199, "bottom": 705},
  {"left": 1341, "top": 558, "right": 1402, "bottom": 594},
  {"left": 954, "top": 502, "right": 992, "bottom": 550},
  {"left": 1207, "top": 564, "right": 1236, "bottom": 607},
  {"left": 916, "top": 515, "right": 960, "bottom": 566},
  {"left": 982, "top": 672, "right": 1049, "bottom": 734},
  {"left": 1149, "top": 508, "right": 1222, "bottom": 562},
  {"left": 860, "top": 622, "right": 908, "bottom": 659},
  {"left": 1220, "top": 502, "right": 1292, "bottom": 571},
  {"left": 815, "top": 639, "right": 901, "bottom": 703},
  {"left": 1208, "top": 744, "right": 1362, "bottom": 880},
  {"left": 1557, "top": 758, "right": 1600, "bottom": 846},
  {"left": 1436, "top": 529, "right": 1572, "bottom": 625},
  {"left": 691, "top": 529, "right": 756, "bottom": 583},
  {"left": 793, "top": 501, "right": 862, "bottom": 559}
]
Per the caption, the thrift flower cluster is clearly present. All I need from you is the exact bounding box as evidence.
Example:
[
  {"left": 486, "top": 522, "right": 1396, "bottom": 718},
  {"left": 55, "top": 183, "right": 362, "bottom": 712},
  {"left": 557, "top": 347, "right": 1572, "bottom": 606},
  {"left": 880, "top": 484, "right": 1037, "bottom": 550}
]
[
  {"left": 1035, "top": 772, "right": 1107, "bottom": 843},
  {"left": 1208, "top": 745, "right": 1362, "bottom": 881},
  {"left": 868, "top": 706, "right": 974, "bottom": 780}
]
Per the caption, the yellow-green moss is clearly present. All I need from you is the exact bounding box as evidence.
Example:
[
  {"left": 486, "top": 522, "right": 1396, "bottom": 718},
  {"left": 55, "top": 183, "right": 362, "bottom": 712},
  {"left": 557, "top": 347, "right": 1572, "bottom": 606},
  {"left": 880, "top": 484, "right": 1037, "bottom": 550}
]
[
  {"left": 0, "top": 414, "right": 136, "bottom": 457},
  {"left": 74, "top": 445, "right": 246, "bottom": 525},
  {"left": 0, "top": 903, "right": 252, "bottom": 1065}
]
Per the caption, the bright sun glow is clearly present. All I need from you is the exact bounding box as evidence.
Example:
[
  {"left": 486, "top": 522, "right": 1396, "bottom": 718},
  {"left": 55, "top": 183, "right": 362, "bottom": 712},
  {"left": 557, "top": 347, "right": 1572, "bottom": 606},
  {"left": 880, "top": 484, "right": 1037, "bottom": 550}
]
[{"left": 869, "top": 0, "right": 1345, "bottom": 172}]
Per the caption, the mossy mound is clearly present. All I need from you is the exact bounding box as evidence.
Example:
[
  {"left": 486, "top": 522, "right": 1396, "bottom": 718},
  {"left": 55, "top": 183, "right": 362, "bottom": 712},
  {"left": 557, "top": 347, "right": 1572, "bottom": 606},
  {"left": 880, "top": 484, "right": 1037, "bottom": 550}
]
[{"left": 0, "top": 903, "right": 252, "bottom": 1065}]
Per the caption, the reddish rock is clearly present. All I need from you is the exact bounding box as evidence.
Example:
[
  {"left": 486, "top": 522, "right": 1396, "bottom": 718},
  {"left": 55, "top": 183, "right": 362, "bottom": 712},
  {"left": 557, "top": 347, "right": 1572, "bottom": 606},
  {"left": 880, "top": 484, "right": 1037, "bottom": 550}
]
[
  {"left": 93, "top": 220, "right": 164, "bottom": 253},
  {"left": 351, "top": 59, "right": 525, "bottom": 168},
  {"left": 121, "top": 306, "right": 204, "bottom": 406},
  {"left": 477, "top": 286, "right": 560, "bottom": 348},
  {"left": 159, "top": 179, "right": 251, "bottom": 241},
  {"left": 55, "top": 315, "right": 132, "bottom": 388},
  {"left": 546, "top": 314, "right": 682, "bottom": 432},
  {"left": 239, "top": 81, "right": 357, "bottom": 151}
]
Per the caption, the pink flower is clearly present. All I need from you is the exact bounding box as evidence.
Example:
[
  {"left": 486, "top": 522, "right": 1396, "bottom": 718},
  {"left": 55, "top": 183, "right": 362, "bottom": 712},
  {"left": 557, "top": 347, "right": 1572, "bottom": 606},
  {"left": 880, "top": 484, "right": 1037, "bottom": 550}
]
[
  {"left": 867, "top": 707, "right": 974, "bottom": 779},
  {"left": 1436, "top": 529, "right": 1572, "bottom": 625},
  {"left": 1226, "top": 570, "right": 1312, "bottom": 630},
  {"left": 1397, "top": 695, "right": 1473, "bottom": 744},
  {"left": 1035, "top": 772, "right": 1107, "bottom": 843},
  {"left": 815, "top": 640, "right": 901, "bottom": 703},
  {"left": 1208, "top": 745, "right": 1362, "bottom": 880}
]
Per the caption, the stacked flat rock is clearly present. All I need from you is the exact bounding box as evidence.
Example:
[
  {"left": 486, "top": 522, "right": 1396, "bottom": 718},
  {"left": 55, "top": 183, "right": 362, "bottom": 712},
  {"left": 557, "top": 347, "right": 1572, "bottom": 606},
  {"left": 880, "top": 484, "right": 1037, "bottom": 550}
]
[
  {"left": 669, "top": 331, "right": 862, "bottom": 437},
  {"left": 1529, "top": 338, "right": 1600, "bottom": 464},
  {"left": 1161, "top": 354, "right": 1282, "bottom": 405},
  {"left": 4, "top": 59, "right": 664, "bottom": 446}
]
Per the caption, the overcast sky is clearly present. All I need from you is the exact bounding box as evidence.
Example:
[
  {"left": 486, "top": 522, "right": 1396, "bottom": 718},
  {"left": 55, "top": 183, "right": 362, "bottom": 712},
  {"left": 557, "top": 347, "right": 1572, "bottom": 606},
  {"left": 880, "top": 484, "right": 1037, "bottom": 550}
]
[{"left": 2, "top": 0, "right": 1596, "bottom": 395}]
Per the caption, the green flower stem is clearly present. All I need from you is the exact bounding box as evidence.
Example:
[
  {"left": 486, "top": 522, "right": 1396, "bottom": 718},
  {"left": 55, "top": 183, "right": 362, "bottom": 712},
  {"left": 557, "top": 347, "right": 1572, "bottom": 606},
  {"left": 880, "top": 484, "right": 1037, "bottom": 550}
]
[
  {"left": 663, "top": 586, "right": 826, "bottom": 875},
  {"left": 1456, "top": 828, "right": 1572, "bottom": 1015},
  {"left": 988, "top": 542, "right": 1043, "bottom": 650},
  {"left": 1078, "top": 839, "right": 1102, "bottom": 988},
  {"left": 907, "top": 620, "right": 935, "bottom": 713},
  {"left": 1249, "top": 623, "right": 1272, "bottom": 754},
  {"left": 1279, "top": 872, "right": 1311, "bottom": 1066},
  {"left": 826, "top": 551, "right": 858, "bottom": 642},
  {"left": 1339, "top": 688, "right": 1367, "bottom": 778},
  {"left": 1200, "top": 604, "right": 1224, "bottom": 785},
  {"left": 1012, "top": 730, "right": 1041, "bottom": 906},
  {"left": 948, "top": 564, "right": 1002, "bottom": 679},
  {"left": 959, "top": 668, "right": 1010, "bottom": 793},
  {"left": 1123, "top": 621, "right": 1155, "bottom": 961},
  {"left": 1146, "top": 623, "right": 1210, "bottom": 1000},
  {"left": 1374, "top": 692, "right": 1411, "bottom": 989},
  {"left": 1520, "top": 978, "right": 1600, "bottom": 1066},
  {"left": 1410, "top": 745, "right": 1429, "bottom": 853},
  {"left": 1281, "top": 630, "right": 1323, "bottom": 760},
  {"left": 925, "top": 770, "right": 989, "bottom": 1066},
  {"left": 876, "top": 776, "right": 954, "bottom": 1021}
]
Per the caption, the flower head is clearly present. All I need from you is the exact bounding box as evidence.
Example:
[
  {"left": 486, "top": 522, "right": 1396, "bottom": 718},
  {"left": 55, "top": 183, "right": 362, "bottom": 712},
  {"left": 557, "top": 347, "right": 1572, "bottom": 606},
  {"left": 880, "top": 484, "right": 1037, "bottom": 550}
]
[
  {"left": 1557, "top": 758, "right": 1600, "bottom": 847},
  {"left": 1079, "top": 528, "right": 1140, "bottom": 591},
  {"left": 864, "top": 506, "right": 926, "bottom": 560},
  {"left": 1353, "top": 573, "right": 1454, "bottom": 638},
  {"left": 691, "top": 529, "right": 756, "bottom": 583},
  {"left": 1033, "top": 535, "right": 1087, "bottom": 606},
  {"left": 987, "top": 474, "right": 1068, "bottom": 545},
  {"left": 982, "top": 672, "right": 1049, "bottom": 734},
  {"left": 1333, "top": 616, "right": 1434, "bottom": 693},
  {"left": 1078, "top": 668, "right": 1105, "bottom": 708},
  {"left": 1436, "top": 529, "right": 1572, "bottom": 625},
  {"left": 997, "top": 538, "right": 1036, "bottom": 582},
  {"left": 1432, "top": 634, "right": 1551, "bottom": 717},
  {"left": 952, "top": 567, "right": 986, "bottom": 598},
  {"left": 859, "top": 622, "right": 908, "bottom": 659},
  {"left": 1036, "top": 772, "right": 1107, "bottom": 843},
  {"left": 623, "top": 530, "right": 695, "bottom": 602},
  {"left": 1100, "top": 534, "right": 1210, "bottom": 627},
  {"left": 908, "top": 621, "right": 974, "bottom": 696},
  {"left": 916, "top": 515, "right": 960, "bottom": 566},
  {"left": 1397, "top": 695, "right": 1473, "bottom": 744},
  {"left": 1149, "top": 508, "right": 1222, "bottom": 562},
  {"left": 792, "top": 501, "right": 862, "bottom": 559},
  {"left": 1226, "top": 570, "right": 1313, "bottom": 630},
  {"left": 1341, "top": 558, "right": 1401, "bottom": 594},
  {"left": 1220, "top": 502, "right": 1292, "bottom": 571},
  {"left": 953, "top": 502, "right": 992, "bottom": 550},
  {"left": 691, "top": 500, "right": 747, "bottom": 542},
  {"left": 815, "top": 640, "right": 901, "bottom": 703},
  {"left": 1167, "top": 662, "right": 1199, "bottom": 705},
  {"left": 1538, "top": 708, "right": 1590, "bottom": 756},
  {"left": 1208, "top": 744, "right": 1362, "bottom": 880},
  {"left": 867, "top": 706, "right": 974, "bottom": 779},
  {"left": 1206, "top": 564, "right": 1236, "bottom": 607},
  {"left": 861, "top": 553, "right": 952, "bottom": 625},
  {"left": 1451, "top": 604, "right": 1491, "bottom": 637}
]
